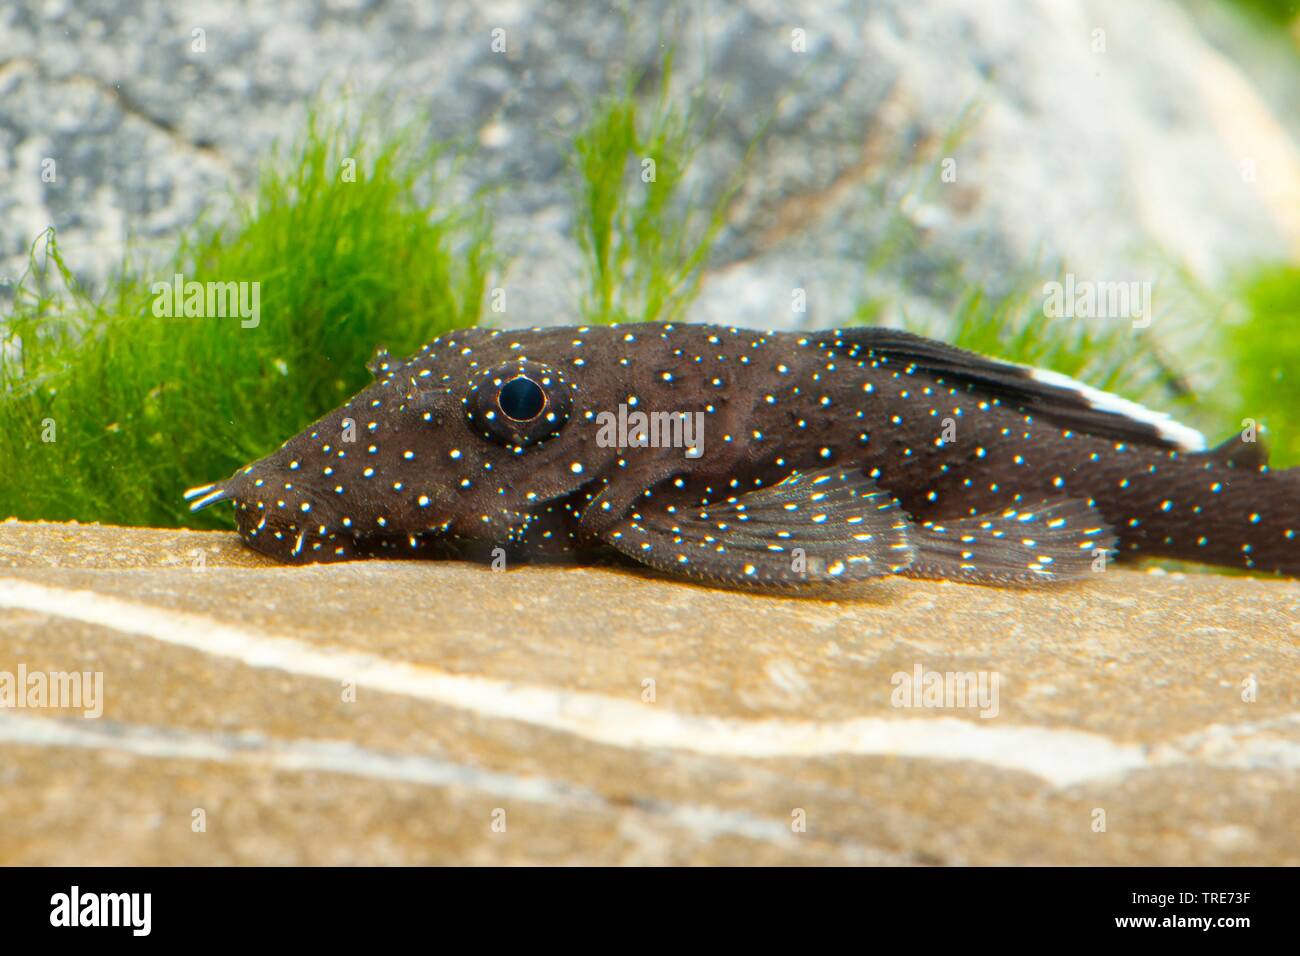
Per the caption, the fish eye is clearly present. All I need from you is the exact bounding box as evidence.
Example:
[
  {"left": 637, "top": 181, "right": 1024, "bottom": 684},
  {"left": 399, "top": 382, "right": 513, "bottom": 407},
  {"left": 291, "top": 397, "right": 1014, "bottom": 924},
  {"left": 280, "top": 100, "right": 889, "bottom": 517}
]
[
  {"left": 498, "top": 376, "right": 547, "bottom": 422},
  {"left": 465, "top": 361, "right": 573, "bottom": 448}
]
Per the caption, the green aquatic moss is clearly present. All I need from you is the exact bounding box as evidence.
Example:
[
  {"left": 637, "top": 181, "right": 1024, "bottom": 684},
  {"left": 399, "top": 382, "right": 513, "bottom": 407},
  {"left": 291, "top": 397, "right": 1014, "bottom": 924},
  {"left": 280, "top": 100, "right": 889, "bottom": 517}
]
[
  {"left": 1228, "top": 264, "right": 1300, "bottom": 467},
  {"left": 1224, "top": 0, "right": 1300, "bottom": 28},
  {"left": 0, "top": 118, "right": 493, "bottom": 528},
  {"left": 571, "top": 53, "right": 745, "bottom": 326}
]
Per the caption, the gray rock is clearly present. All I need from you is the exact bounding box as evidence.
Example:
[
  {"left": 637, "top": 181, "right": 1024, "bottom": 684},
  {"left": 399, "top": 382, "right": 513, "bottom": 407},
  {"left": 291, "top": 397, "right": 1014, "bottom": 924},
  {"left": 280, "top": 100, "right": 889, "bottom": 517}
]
[{"left": 2, "top": 0, "right": 1297, "bottom": 347}]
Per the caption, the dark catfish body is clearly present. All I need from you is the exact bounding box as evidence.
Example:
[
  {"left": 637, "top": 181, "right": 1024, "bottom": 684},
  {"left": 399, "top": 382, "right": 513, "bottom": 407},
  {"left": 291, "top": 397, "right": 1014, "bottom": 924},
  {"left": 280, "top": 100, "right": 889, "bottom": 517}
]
[{"left": 187, "top": 324, "right": 1299, "bottom": 588}]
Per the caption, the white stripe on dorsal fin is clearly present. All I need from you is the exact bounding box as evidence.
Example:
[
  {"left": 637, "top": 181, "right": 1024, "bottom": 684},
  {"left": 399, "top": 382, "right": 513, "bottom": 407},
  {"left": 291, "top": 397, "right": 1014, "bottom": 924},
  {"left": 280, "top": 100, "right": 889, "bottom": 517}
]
[{"left": 1026, "top": 367, "right": 1206, "bottom": 451}]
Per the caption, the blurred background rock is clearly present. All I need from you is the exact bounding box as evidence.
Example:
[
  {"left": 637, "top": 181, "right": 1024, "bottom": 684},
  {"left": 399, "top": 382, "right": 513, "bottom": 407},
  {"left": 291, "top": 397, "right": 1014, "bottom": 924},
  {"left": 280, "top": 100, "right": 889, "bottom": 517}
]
[{"left": 1, "top": 0, "right": 1297, "bottom": 331}]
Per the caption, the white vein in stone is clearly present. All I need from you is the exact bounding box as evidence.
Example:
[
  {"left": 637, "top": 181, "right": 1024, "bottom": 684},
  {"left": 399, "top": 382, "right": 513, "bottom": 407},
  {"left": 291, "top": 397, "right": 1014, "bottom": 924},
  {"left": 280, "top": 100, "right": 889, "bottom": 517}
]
[{"left": 2, "top": 578, "right": 1295, "bottom": 788}]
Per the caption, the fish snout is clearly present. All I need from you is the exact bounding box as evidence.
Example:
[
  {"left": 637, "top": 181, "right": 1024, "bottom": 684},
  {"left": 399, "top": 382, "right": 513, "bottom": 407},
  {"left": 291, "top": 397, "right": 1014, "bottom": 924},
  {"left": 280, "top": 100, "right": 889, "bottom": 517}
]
[
  {"left": 235, "top": 453, "right": 361, "bottom": 561},
  {"left": 186, "top": 452, "right": 354, "bottom": 563}
]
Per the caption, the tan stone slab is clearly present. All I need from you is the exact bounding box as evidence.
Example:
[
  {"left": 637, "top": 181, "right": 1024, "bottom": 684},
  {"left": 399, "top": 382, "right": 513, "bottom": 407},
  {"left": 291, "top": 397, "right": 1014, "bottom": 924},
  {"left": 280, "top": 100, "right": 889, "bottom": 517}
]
[
  {"left": 0, "top": 519, "right": 266, "bottom": 570},
  {"left": 0, "top": 521, "right": 1296, "bottom": 865}
]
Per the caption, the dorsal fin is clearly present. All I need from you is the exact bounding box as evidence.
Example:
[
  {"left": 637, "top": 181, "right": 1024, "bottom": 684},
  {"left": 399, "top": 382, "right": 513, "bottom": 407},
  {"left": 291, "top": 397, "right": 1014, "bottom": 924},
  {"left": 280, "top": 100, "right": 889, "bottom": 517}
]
[{"left": 819, "top": 327, "right": 1206, "bottom": 452}]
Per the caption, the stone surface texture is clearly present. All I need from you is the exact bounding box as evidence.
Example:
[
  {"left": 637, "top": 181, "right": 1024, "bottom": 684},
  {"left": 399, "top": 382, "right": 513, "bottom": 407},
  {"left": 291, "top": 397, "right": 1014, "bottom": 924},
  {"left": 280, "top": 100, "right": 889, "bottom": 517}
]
[{"left": 1, "top": 521, "right": 1296, "bottom": 865}]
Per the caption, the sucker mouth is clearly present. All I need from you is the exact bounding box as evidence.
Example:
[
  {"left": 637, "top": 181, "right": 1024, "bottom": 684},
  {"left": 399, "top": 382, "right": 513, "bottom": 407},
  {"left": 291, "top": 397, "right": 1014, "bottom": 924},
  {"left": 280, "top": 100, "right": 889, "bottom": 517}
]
[
  {"left": 224, "top": 488, "right": 460, "bottom": 564},
  {"left": 233, "top": 506, "right": 327, "bottom": 561}
]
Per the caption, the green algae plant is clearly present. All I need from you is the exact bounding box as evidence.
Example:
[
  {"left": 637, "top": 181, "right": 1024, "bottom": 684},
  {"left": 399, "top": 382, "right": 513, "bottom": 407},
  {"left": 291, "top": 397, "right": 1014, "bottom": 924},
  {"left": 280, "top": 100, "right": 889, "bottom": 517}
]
[
  {"left": 1229, "top": 264, "right": 1300, "bottom": 468},
  {"left": 0, "top": 119, "right": 492, "bottom": 529},
  {"left": 571, "top": 54, "right": 743, "bottom": 327}
]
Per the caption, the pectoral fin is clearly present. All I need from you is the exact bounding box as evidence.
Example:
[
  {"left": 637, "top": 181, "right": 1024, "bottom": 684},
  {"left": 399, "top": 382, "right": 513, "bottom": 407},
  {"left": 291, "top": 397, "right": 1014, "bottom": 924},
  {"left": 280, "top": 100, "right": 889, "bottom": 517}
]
[{"left": 600, "top": 468, "right": 914, "bottom": 588}]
